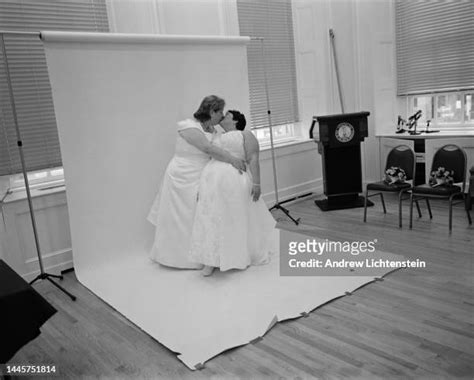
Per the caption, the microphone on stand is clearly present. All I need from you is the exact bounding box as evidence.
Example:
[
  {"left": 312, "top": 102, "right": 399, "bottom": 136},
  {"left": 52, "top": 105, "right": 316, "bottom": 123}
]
[
  {"left": 396, "top": 115, "right": 407, "bottom": 133},
  {"left": 407, "top": 110, "right": 422, "bottom": 135}
]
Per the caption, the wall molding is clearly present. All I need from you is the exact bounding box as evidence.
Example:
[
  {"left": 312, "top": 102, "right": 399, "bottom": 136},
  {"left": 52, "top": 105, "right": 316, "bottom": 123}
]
[
  {"left": 23, "top": 253, "right": 74, "bottom": 282},
  {"left": 1, "top": 191, "right": 72, "bottom": 279}
]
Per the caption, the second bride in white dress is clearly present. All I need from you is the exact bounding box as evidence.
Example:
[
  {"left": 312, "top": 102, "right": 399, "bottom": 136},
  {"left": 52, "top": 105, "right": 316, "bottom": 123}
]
[{"left": 189, "top": 110, "right": 278, "bottom": 275}]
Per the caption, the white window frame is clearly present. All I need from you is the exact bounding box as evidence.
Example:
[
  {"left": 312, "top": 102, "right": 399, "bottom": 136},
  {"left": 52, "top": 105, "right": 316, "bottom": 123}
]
[
  {"left": 252, "top": 123, "right": 299, "bottom": 147},
  {"left": 9, "top": 166, "right": 64, "bottom": 193},
  {"left": 406, "top": 90, "right": 474, "bottom": 130}
]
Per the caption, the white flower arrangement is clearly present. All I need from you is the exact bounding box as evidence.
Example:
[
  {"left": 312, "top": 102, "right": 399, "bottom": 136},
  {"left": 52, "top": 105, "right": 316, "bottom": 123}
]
[
  {"left": 384, "top": 166, "right": 407, "bottom": 185},
  {"left": 429, "top": 167, "right": 454, "bottom": 187}
]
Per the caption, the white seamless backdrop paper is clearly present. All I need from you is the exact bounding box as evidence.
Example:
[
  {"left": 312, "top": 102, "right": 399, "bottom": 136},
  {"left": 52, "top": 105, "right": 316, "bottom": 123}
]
[
  {"left": 41, "top": 31, "right": 251, "bottom": 271},
  {"left": 42, "top": 31, "right": 402, "bottom": 370}
]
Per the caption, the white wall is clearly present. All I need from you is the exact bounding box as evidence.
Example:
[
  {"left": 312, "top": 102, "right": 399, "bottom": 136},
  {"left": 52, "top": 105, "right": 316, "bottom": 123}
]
[
  {"left": 106, "top": 0, "right": 240, "bottom": 36},
  {"left": 293, "top": 0, "right": 397, "bottom": 184},
  {"left": 1, "top": 190, "right": 73, "bottom": 279}
]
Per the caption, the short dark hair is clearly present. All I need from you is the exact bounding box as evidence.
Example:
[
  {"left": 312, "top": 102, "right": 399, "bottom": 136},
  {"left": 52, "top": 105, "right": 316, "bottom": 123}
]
[
  {"left": 228, "top": 110, "right": 247, "bottom": 131},
  {"left": 193, "top": 95, "right": 225, "bottom": 122}
]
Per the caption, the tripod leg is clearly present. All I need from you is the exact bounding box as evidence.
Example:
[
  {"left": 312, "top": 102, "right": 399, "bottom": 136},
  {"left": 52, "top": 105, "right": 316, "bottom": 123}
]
[
  {"left": 277, "top": 204, "right": 300, "bottom": 225},
  {"left": 46, "top": 277, "right": 77, "bottom": 301},
  {"left": 29, "top": 275, "right": 42, "bottom": 286}
]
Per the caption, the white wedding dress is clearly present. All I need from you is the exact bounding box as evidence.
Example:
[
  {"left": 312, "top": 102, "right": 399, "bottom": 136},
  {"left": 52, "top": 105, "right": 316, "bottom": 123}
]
[
  {"left": 147, "top": 119, "right": 212, "bottom": 269},
  {"left": 189, "top": 131, "right": 278, "bottom": 271}
]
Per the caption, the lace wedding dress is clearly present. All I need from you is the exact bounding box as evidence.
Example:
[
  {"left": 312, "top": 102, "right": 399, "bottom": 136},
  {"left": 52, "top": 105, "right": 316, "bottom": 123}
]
[{"left": 189, "top": 131, "right": 278, "bottom": 271}]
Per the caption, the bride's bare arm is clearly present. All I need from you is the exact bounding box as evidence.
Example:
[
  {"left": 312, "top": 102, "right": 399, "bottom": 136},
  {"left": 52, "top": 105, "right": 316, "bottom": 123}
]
[
  {"left": 243, "top": 130, "right": 261, "bottom": 201},
  {"left": 179, "top": 128, "right": 246, "bottom": 172}
]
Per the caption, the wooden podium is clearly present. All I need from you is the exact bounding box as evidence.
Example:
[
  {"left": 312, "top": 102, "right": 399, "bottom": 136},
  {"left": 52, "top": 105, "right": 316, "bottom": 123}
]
[{"left": 310, "top": 111, "right": 373, "bottom": 211}]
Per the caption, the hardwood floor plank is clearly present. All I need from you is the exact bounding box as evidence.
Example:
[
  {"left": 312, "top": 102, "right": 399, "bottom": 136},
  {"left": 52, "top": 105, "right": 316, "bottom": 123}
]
[{"left": 8, "top": 194, "right": 473, "bottom": 379}]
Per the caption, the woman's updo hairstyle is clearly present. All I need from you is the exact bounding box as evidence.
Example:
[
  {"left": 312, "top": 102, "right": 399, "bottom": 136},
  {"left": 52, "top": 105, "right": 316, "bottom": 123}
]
[
  {"left": 193, "top": 95, "right": 225, "bottom": 122},
  {"left": 228, "top": 110, "right": 247, "bottom": 131}
]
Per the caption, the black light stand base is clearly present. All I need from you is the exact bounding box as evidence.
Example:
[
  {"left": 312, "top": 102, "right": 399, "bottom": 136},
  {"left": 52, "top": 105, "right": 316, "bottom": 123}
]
[
  {"left": 270, "top": 203, "right": 301, "bottom": 225},
  {"left": 30, "top": 272, "right": 77, "bottom": 301},
  {"left": 276, "top": 192, "right": 313, "bottom": 206},
  {"left": 315, "top": 195, "right": 374, "bottom": 211}
]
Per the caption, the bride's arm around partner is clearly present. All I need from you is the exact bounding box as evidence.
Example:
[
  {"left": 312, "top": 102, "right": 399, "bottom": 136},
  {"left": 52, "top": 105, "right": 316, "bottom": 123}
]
[{"left": 243, "top": 129, "right": 262, "bottom": 202}]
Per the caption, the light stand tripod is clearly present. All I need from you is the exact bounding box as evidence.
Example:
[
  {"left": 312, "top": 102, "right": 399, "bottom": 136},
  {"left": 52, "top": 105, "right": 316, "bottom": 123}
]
[
  {"left": 253, "top": 37, "right": 300, "bottom": 225},
  {"left": 1, "top": 31, "right": 76, "bottom": 301}
]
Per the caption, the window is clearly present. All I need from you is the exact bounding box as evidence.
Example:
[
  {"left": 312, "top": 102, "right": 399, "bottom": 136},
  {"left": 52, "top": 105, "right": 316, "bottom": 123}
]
[
  {"left": 396, "top": 1, "right": 474, "bottom": 130},
  {"left": 236, "top": 0, "right": 299, "bottom": 144},
  {"left": 9, "top": 167, "right": 64, "bottom": 192},
  {"left": 408, "top": 90, "right": 474, "bottom": 129},
  {"left": 252, "top": 124, "right": 298, "bottom": 147},
  {"left": 0, "top": 0, "right": 109, "bottom": 177},
  {"left": 465, "top": 93, "right": 473, "bottom": 123},
  {"left": 412, "top": 95, "right": 433, "bottom": 127},
  {"left": 436, "top": 94, "right": 462, "bottom": 124},
  {"left": 395, "top": 1, "right": 474, "bottom": 96}
]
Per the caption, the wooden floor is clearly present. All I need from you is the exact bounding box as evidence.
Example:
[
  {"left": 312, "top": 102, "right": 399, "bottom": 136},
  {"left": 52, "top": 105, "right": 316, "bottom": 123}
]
[{"left": 9, "top": 193, "right": 474, "bottom": 379}]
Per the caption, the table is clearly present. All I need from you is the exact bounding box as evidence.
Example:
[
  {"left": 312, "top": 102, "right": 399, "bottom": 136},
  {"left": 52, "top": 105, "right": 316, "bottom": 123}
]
[
  {"left": 0, "top": 259, "right": 57, "bottom": 363},
  {"left": 378, "top": 131, "right": 474, "bottom": 185}
]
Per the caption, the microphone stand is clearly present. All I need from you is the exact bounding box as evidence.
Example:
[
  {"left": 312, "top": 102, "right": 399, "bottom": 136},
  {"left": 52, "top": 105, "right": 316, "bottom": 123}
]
[
  {"left": 1, "top": 31, "right": 76, "bottom": 301},
  {"left": 407, "top": 110, "right": 422, "bottom": 135}
]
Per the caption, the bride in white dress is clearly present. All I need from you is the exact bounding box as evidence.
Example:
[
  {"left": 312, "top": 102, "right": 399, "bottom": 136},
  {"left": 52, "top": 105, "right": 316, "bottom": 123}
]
[
  {"left": 147, "top": 96, "right": 246, "bottom": 269},
  {"left": 189, "top": 110, "right": 278, "bottom": 276}
]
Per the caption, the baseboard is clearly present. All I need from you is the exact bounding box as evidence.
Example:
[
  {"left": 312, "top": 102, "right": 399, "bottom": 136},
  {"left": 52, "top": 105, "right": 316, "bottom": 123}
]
[{"left": 23, "top": 250, "right": 73, "bottom": 282}]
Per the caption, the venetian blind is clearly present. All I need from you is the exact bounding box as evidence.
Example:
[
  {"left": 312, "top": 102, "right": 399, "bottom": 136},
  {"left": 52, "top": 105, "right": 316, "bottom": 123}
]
[
  {"left": 395, "top": 0, "right": 474, "bottom": 95},
  {"left": 0, "top": 0, "right": 108, "bottom": 176},
  {"left": 236, "top": 0, "right": 299, "bottom": 128}
]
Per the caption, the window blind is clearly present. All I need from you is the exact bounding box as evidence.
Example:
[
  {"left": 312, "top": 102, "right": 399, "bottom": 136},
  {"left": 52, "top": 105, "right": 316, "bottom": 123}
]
[
  {"left": 0, "top": 0, "right": 108, "bottom": 176},
  {"left": 236, "top": 0, "right": 299, "bottom": 128},
  {"left": 395, "top": 0, "right": 474, "bottom": 96}
]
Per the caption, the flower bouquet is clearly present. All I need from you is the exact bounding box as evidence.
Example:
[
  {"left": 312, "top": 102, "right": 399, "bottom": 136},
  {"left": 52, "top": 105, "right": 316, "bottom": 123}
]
[
  {"left": 384, "top": 166, "right": 407, "bottom": 185},
  {"left": 429, "top": 167, "right": 454, "bottom": 187}
]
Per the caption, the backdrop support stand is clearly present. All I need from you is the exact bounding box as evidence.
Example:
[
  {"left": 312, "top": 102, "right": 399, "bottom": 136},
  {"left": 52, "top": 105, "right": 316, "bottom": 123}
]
[
  {"left": 1, "top": 32, "right": 76, "bottom": 301},
  {"left": 253, "top": 37, "right": 300, "bottom": 225}
]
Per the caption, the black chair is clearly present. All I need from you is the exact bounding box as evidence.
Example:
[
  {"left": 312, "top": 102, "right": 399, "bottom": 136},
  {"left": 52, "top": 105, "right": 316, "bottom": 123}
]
[
  {"left": 409, "top": 144, "right": 472, "bottom": 233},
  {"left": 364, "top": 145, "right": 421, "bottom": 227},
  {"left": 467, "top": 165, "right": 474, "bottom": 210}
]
